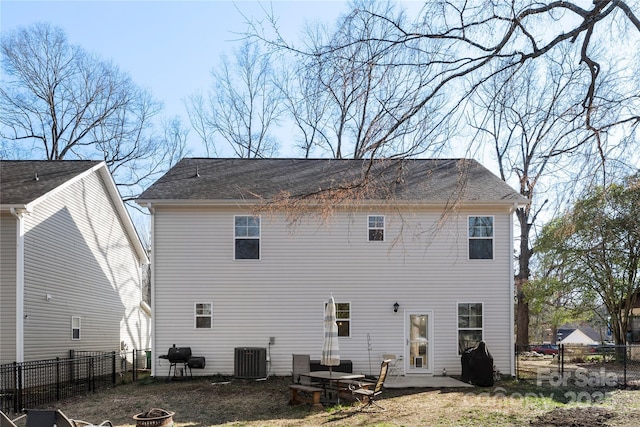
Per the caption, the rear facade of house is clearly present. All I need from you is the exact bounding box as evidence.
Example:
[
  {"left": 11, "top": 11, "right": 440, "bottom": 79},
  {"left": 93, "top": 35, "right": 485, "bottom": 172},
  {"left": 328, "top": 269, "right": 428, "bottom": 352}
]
[{"left": 138, "top": 158, "right": 526, "bottom": 378}]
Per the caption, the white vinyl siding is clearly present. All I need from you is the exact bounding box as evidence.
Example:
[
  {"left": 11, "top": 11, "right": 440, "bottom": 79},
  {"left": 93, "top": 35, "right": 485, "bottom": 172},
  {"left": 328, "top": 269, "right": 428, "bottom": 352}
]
[
  {"left": 19, "top": 171, "right": 148, "bottom": 361},
  {"left": 151, "top": 206, "right": 514, "bottom": 377}
]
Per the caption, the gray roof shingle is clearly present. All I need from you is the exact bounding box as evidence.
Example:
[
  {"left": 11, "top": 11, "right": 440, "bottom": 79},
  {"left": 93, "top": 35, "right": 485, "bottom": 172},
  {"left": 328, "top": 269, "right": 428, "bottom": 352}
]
[
  {"left": 0, "top": 160, "right": 102, "bottom": 206},
  {"left": 137, "top": 158, "right": 527, "bottom": 204}
]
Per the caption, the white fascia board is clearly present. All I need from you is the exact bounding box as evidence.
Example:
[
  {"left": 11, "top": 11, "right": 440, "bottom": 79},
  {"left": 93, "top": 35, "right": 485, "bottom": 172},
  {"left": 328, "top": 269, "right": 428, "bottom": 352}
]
[{"left": 95, "top": 165, "right": 149, "bottom": 265}]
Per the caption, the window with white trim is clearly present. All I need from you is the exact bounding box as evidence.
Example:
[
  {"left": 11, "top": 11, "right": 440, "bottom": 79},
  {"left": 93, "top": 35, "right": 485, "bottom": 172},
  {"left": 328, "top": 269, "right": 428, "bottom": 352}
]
[
  {"left": 195, "top": 303, "right": 212, "bottom": 329},
  {"left": 71, "top": 316, "right": 81, "bottom": 340},
  {"left": 458, "top": 303, "right": 483, "bottom": 353},
  {"left": 326, "top": 302, "right": 351, "bottom": 337},
  {"left": 468, "top": 216, "right": 494, "bottom": 259},
  {"left": 368, "top": 215, "right": 385, "bottom": 241},
  {"left": 234, "top": 215, "right": 260, "bottom": 260}
]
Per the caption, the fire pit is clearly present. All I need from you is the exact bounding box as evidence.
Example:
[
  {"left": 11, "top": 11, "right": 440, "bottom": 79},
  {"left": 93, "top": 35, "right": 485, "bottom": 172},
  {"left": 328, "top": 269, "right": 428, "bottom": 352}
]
[{"left": 133, "top": 408, "right": 174, "bottom": 427}]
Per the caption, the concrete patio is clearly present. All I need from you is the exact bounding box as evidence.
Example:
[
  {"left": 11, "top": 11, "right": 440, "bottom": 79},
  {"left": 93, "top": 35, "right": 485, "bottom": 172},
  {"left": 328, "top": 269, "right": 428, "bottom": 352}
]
[{"left": 384, "top": 375, "right": 474, "bottom": 388}]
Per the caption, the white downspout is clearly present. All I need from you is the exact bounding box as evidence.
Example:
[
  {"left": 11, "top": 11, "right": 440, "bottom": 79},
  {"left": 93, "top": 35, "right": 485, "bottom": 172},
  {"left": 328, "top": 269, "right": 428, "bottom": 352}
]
[
  {"left": 509, "top": 203, "right": 517, "bottom": 377},
  {"left": 147, "top": 203, "right": 156, "bottom": 377},
  {"left": 10, "top": 208, "right": 26, "bottom": 363}
]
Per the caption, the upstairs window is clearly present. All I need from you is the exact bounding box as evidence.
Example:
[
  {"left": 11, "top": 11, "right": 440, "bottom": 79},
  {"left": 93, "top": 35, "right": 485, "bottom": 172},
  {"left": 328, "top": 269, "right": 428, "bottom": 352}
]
[
  {"left": 468, "top": 216, "right": 494, "bottom": 259},
  {"left": 195, "top": 303, "right": 213, "bottom": 329},
  {"left": 71, "top": 316, "right": 81, "bottom": 340},
  {"left": 368, "top": 215, "right": 385, "bottom": 241},
  {"left": 235, "top": 215, "right": 260, "bottom": 260}
]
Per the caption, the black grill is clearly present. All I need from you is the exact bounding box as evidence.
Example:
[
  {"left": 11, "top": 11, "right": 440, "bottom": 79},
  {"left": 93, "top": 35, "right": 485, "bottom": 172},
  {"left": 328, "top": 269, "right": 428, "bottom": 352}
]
[{"left": 159, "top": 345, "right": 205, "bottom": 379}]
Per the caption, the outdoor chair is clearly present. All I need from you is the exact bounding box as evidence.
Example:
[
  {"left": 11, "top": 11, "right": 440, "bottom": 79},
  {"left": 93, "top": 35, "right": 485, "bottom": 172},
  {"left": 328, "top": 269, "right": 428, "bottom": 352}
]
[
  {"left": 1, "top": 411, "right": 18, "bottom": 427},
  {"left": 11, "top": 409, "right": 113, "bottom": 427},
  {"left": 382, "top": 354, "right": 402, "bottom": 378},
  {"left": 349, "top": 359, "right": 390, "bottom": 411},
  {"left": 292, "top": 354, "right": 320, "bottom": 386}
]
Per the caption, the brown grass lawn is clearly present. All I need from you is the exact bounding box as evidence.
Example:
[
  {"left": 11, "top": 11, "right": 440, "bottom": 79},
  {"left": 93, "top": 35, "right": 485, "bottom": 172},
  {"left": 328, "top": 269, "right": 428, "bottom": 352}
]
[{"left": 11, "top": 375, "right": 640, "bottom": 427}]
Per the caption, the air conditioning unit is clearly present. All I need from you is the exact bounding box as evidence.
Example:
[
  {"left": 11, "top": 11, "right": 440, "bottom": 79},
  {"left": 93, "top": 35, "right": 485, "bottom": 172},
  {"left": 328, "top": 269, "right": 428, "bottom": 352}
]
[{"left": 234, "top": 347, "right": 267, "bottom": 379}]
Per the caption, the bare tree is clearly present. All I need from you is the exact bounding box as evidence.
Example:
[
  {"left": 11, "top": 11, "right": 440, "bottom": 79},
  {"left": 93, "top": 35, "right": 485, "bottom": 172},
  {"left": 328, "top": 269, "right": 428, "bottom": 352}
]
[
  {"left": 279, "top": 0, "right": 448, "bottom": 160},
  {"left": 187, "top": 41, "right": 283, "bottom": 158},
  {"left": 468, "top": 48, "right": 603, "bottom": 345},
  {"left": 0, "top": 22, "right": 176, "bottom": 202}
]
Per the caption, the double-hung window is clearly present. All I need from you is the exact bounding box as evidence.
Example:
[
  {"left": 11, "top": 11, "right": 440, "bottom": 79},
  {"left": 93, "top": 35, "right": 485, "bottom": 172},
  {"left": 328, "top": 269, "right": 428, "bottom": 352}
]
[
  {"left": 368, "top": 215, "right": 385, "bottom": 241},
  {"left": 468, "top": 216, "right": 494, "bottom": 259},
  {"left": 234, "top": 215, "right": 260, "bottom": 260},
  {"left": 326, "top": 302, "right": 351, "bottom": 337},
  {"left": 458, "top": 303, "right": 483, "bottom": 353},
  {"left": 195, "top": 303, "right": 212, "bottom": 329},
  {"left": 71, "top": 316, "right": 81, "bottom": 340}
]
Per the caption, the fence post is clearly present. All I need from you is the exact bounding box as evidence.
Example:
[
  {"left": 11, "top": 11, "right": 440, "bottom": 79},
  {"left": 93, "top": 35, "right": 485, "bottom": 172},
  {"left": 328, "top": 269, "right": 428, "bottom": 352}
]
[
  {"left": 111, "top": 352, "right": 116, "bottom": 386},
  {"left": 56, "top": 357, "right": 60, "bottom": 401},
  {"left": 133, "top": 349, "right": 137, "bottom": 382},
  {"left": 560, "top": 344, "right": 564, "bottom": 378},
  {"left": 15, "top": 362, "right": 22, "bottom": 414},
  {"left": 623, "top": 344, "right": 627, "bottom": 387}
]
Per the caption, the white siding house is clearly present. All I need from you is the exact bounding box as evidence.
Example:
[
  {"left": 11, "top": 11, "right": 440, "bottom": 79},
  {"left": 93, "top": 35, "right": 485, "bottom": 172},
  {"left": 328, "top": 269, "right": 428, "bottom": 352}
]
[
  {"left": 137, "top": 158, "right": 527, "bottom": 378},
  {"left": 0, "top": 160, "right": 150, "bottom": 364}
]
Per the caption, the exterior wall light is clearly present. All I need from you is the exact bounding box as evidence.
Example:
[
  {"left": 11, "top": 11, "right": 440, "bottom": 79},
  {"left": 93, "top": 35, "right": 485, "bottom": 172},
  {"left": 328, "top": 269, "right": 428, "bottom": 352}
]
[{"left": 393, "top": 302, "right": 399, "bottom": 313}]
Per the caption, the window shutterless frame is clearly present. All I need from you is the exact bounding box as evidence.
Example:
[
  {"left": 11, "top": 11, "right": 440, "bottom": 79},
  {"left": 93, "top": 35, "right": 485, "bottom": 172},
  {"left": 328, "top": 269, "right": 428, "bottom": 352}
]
[
  {"left": 368, "top": 215, "right": 385, "bottom": 241},
  {"left": 194, "top": 302, "right": 213, "bottom": 329},
  {"left": 71, "top": 316, "right": 81, "bottom": 340},
  {"left": 234, "top": 215, "right": 261, "bottom": 260},
  {"left": 467, "top": 216, "right": 494, "bottom": 260},
  {"left": 325, "top": 301, "right": 351, "bottom": 338},
  {"left": 457, "top": 302, "right": 483, "bottom": 354}
]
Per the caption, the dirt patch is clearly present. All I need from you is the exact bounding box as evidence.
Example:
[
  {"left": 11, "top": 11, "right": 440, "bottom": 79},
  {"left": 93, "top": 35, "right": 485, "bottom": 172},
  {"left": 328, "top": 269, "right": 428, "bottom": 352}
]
[{"left": 531, "top": 407, "right": 615, "bottom": 427}]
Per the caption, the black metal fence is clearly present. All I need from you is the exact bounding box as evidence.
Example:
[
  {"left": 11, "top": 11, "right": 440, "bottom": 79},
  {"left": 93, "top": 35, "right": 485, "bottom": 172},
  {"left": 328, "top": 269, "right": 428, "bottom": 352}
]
[
  {"left": 0, "top": 349, "right": 150, "bottom": 415},
  {"left": 516, "top": 344, "right": 640, "bottom": 387}
]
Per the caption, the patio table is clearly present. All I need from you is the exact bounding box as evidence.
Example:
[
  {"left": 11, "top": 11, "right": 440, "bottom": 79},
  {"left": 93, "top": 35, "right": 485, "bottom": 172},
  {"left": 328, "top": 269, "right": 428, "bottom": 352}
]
[{"left": 301, "top": 371, "right": 365, "bottom": 404}]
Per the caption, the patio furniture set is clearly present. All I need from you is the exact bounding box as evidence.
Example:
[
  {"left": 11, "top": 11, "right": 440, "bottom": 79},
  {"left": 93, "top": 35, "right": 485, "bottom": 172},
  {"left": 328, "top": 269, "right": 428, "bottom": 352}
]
[{"left": 288, "top": 354, "right": 390, "bottom": 411}]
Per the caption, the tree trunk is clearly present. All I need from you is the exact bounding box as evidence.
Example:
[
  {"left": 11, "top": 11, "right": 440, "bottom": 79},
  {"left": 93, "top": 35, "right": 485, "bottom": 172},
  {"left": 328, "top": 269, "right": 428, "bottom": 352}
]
[{"left": 515, "top": 207, "right": 532, "bottom": 347}]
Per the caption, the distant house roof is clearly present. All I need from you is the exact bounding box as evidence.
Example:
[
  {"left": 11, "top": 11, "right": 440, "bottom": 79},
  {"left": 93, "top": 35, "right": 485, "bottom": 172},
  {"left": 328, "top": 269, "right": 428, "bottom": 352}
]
[
  {"left": 0, "top": 160, "right": 148, "bottom": 264},
  {"left": 558, "top": 327, "right": 603, "bottom": 344},
  {"left": 0, "top": 160, "right": 102, "bottom": 206},
  {"left": 137, "top": 158, "right": 528, "bottom": 205}
]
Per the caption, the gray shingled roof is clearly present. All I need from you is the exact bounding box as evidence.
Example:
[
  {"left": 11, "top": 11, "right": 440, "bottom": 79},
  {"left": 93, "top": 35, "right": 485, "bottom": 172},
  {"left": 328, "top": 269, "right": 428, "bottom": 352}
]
[
  {"left": 0, "top": 160, "right": 102, "bottom": 206},
  {"left": 137, "top": 158, "right": 527, "bottom": 204}
]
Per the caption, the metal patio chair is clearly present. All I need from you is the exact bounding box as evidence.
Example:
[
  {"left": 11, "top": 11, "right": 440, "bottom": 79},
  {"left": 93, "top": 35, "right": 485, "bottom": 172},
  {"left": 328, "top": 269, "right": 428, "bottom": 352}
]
[
  {"left": 13, "top": 409, "right": 113, "bottom": 427},
  {"left": 382, "top": 354, "right": 402, "bottom": 378},
  {"left": 349, "top": 359, "right": 390, "bottom": 411}
]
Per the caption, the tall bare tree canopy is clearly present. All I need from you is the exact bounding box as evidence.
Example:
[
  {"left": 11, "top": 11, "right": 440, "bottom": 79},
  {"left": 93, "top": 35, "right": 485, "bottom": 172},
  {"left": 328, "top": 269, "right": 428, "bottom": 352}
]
[
  {"left": 187, "top": 41, "right": 283, "bottom": 158},
  {"left": 259, "top": 0, "right": 640, "bottom": 159},
  {"left": 0, "top": 22, "right": 174, "bottom": 201}
]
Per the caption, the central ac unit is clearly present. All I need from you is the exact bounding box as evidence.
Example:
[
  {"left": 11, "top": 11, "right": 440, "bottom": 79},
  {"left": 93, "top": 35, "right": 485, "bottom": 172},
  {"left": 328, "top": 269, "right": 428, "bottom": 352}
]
[{"left": 234, "top": 347, "right": 267, "bottom": 379}]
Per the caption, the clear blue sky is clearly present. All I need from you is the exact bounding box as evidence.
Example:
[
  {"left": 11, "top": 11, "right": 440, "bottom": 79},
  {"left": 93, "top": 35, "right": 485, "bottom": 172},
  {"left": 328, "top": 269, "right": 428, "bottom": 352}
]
[{"left": 1, "top": 1, "right": 353, "bottom": 128}]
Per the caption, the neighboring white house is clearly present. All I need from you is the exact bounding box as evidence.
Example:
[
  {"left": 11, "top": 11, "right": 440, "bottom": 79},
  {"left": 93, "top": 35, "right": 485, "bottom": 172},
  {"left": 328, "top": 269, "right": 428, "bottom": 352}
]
[
  {"left": 137, "top": 158, "right": 527, "bottom": 378},
  {"left": 0, "top": 160, "right": 150, "bottom": 364}
]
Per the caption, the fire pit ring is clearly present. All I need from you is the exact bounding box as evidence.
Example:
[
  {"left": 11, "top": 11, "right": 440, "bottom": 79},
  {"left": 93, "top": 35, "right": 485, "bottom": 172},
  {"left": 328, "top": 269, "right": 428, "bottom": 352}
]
[{"left": 133, "top": 408, "right": 175, "bottom": 427}]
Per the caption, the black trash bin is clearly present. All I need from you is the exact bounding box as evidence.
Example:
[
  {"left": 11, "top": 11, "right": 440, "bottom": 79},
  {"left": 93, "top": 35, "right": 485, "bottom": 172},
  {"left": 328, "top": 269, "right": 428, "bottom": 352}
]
[{"left": 460, "top": 341, "right": 494, "bottom": 387}]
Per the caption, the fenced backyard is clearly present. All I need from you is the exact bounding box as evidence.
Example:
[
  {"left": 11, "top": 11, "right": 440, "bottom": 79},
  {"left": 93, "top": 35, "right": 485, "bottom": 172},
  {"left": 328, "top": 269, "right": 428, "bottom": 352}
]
[
  {"left": 516, "top": 344, "right": 640, "bottom": 387},
  {"left": 0, "top": 349, "right": 149, "bottom": 415}
]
